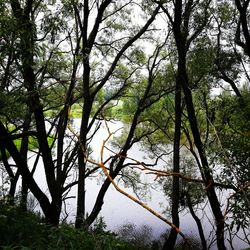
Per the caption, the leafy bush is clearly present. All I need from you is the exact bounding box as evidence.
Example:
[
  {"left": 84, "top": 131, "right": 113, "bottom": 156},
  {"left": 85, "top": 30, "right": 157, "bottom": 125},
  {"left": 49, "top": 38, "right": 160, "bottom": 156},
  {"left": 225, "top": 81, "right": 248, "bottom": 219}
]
[
  {"left": 116, "top": 222, "right": 154, "bottom": 250},
  {"left": 0, "top": 201, "right": 138, "bottom": 250},
  {"left": 0, "top": 200, "right": 46, "bottom": 248}
]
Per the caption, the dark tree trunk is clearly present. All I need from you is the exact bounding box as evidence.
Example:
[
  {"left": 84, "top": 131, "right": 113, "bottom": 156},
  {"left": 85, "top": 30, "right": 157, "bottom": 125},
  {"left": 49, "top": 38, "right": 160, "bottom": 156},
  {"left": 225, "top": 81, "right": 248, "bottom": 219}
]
[
  {"left": 0, "top": 144, "right": 16, "bottom": 204},
  {"left": 181, "top": 79, "right": 226, "bottom": 250},
  {"left": 235, "top": 0, "right": 250, "bottom": 57},
  {"left": 163, "top": 72, "right": 182, "bottom": 250},
  {"left": 81, "top": 112, "right": 139, "bottom": 228},
  {"left": 9, "top": 0, "right": 62, "bottom": 225},
  {"left": 75, "top": 150, "right": 87, "bottom": 228},
  {"left": 84, "top": 104, "right": 144, "bottom": 228},
  {"left": 75, "top": 101, "right": 93, "bottom": 228},
  {"left": 19, "top": 112, "right": 31, "bottom": 211},
  {"left": 0, "top": 121, "right": 59, "bottom": 225},
  {"left": 75, "top": 0, "right": 92, "bottom": 228},
  {"left": 84, "top": 174, "right": 114, "bottom": 227},
  {"left": 186, "top": 193, "right": 207, "bottom": 250},
  {"left": 20, "top": 180, "right": 28, "bottom": 211},
  {"left": 159, "top": 0, "right": 227, "bottom": 248}
]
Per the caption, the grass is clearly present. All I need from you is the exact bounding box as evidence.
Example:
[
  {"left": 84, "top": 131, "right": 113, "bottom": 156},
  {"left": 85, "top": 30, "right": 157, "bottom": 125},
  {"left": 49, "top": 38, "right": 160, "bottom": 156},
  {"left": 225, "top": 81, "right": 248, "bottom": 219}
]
[
  {"left": 0, "top": 134, "right": 54, "bottom": 160},
  {"left": 70, "top": 103, "right": 82, "bottom": 118},
  {"left": 44, "top": 103, "right": 83, "bottom": 119},
  {"left": 0, "top": 201, "right": 222, "bottom": 250},
  {"left": 0, "top": 201, "right": 139, "bottom": 250}
]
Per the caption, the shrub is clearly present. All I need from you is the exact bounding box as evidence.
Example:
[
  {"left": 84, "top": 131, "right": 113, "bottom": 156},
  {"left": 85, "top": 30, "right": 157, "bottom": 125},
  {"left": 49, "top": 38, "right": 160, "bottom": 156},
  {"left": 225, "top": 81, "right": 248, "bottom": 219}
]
[{"left": 0, "top": 201, "right": 139, "bottom": 250}]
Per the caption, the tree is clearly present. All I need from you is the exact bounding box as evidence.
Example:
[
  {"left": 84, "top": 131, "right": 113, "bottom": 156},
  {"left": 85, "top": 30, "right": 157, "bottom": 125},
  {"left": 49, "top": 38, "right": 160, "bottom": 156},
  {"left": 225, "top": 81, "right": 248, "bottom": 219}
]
[
  {"left": 235, "top": 0, "right": 250, "bottom": 57},
  {"left": 0, "top": 0, "right": 162, "bottom": 228},
  {"left": 208, "top": 89, "right": 250, "bottom": 246},
  {"left": 154, "top": 0, "right": 227, "bottom": 249},
  {"left": 0, "top": 1, "right": 249, "bottom": 248},
  {"left": 83, "top": 35, "right": 177, "bottom": 228},
  {"left": 71, "top": 1, "right": 161, "bottom": 228}
]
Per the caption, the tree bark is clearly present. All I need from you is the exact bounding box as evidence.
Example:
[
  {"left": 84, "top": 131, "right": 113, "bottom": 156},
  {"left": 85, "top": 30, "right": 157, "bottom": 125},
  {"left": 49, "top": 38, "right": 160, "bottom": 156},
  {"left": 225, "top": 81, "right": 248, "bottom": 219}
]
[
  {"left": 163, "top": 70, "right": 182, "bottom": 249},
  {"left": 235, "top": 0, "right": 250, "bottom": 57},
  {"left": 0, "top": 121, "right": 58, "bottom": 225},
  {"left": 19, "top": 112, "right": 31, "bottom": 211},
  {"left": 10, "top": 0, "right": 62, "bottom": 225},
  {"left": 159, "top": 0, "right": 227, "bottom": 248},
  {"left": 181, "top": 79, "right": 226, "bottom": 250},
  {"left": 186, "top": 192, "right": 207, "bottom": 250}
]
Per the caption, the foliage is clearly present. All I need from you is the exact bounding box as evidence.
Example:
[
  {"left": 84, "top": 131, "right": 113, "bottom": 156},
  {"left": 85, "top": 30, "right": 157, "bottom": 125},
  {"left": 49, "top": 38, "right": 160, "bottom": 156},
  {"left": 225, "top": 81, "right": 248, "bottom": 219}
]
[
  {"left": 0, "top": 201, "right": 139, "bottom": 250},
  {"left": 159, "top": 155, "right": 206, "bottom": 213},
  {"left": 174, "top": 237, "right": 202, "bottom": 250},
  {"left": 116, "top": 222, "right": 154, "bottom": 250},
  {"left": 0, "top": 89, "right": 28, "bottom": 122},
  {"left": 0, "top": 200, "right": 46, "bottom": 248},
  {"left": 211, "top": 90, "right": 250, "bottom": 182},
  {"left": 0, "top": 134, "right": 54, "bottom": 161},
  {"left": 209, "top": 90, "right": 250, "bottom": 232},
  {"left": 91, "top": 215, "right": 107, "bottom": 233}
]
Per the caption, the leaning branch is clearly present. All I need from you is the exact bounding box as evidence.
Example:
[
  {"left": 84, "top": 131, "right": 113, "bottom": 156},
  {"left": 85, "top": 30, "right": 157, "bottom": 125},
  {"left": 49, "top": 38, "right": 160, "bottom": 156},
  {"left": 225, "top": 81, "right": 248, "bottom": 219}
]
[
  {"left": 67, "top": 117, "right": 187, "bottom": 241},
  {"left": 105, "top": 146, "right": 237, "bottom": 191},
  {"left": 99, "top": 120, "right": 186, "bottom": 240}
]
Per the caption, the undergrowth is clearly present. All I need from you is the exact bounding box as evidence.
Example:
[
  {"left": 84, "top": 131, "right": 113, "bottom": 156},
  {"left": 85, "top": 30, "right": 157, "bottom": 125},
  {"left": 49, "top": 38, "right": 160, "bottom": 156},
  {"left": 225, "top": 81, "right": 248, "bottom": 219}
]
[{"left": 0, "top": 201, "right": 137, "bottom": 250}]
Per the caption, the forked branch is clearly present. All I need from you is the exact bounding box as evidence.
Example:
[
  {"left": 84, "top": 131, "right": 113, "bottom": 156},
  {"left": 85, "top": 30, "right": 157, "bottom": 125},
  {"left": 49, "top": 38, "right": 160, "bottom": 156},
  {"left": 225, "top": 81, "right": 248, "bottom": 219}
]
[{"left": 68, "top": 117, "right": 187, "bottom": 241}]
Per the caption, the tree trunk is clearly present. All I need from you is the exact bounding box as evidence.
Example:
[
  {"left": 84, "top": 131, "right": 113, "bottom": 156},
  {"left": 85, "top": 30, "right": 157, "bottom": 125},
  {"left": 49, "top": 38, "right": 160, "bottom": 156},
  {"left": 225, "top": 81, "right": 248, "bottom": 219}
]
[
  {"left": 186, "top": 193, "right": 207, "bottom": 250},
  {"left": 0, "top": 144, "right": 17, "bottom": 204},
  {"left": 163, "top": 71, "right": 182, "bottom": 250},
  {"left": 75, "top": 101, "right": 92, "bottom": 228},
  {"left": 75, "top": 0, "right": 92, "bottom": 225},
  {"left": 84, "top": 176, "right": 113, "bottom": 227},
  {"left": 235, "top": 0, "right": 250, "bottom": 57},
  {"left": 84, "top": 104, "right": 143, "bottom": 227},
  {"left": 75, "top": 151, "right": 87, "bottom": 228},
  {"left": 10, "top": 0, "right": 62, "bottom": 225},
  {"left": 0, "top": 121, "right": 58, "bottom": 225},
  {"left": 168, "top": 0, "right": 227, "bottom": 247},
  {"left": 19, "top": 112, "right": 31, "bottom": 211},
  {"left": 181, "top": 80, "right": 226, "bottom": 250}
]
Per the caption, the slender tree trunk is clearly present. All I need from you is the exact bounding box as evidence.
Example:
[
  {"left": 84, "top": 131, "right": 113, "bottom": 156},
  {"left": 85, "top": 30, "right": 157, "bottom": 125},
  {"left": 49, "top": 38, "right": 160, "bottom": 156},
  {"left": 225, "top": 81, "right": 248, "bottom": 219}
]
[
  {"left": 75, "top": 0, "right": 91, "bottom": 228},
  {"left": 0, "top": 145, "right": 16, "bottom": 204},
  {"left": 20, "top": 180, "right": 28, "bottom": 211},
  {"left": 84, "top": 104, "right": 143, "bottom": 227},
  {"left": 84, "top": 174, "right": 114, "bottom": 227},
  {"left": 181, "top": 80, "right": 226, "bottom": 250},
  {"left": 186, "top": 193, "right": 207, "bottom": 250},
  {"left": 19, "top": 112, "right": 31, "bottom": 211},
  {"left": 75, "top": 101, "right": 92, "bottom": 228},
  {"left": 75, "top": 151, "right": 87, "bottom": 228},
  {"left": 168, "top": 0, "right": 226, "bottom": 247},
  {"left": 235, "top": 0, "right": 250, "bottom": 58},
  {"left": 163, "top": 72, "right": 182, "bottom": 250},
  {"left": 0, "top": 121, "right": 58, "bottom": 225}
]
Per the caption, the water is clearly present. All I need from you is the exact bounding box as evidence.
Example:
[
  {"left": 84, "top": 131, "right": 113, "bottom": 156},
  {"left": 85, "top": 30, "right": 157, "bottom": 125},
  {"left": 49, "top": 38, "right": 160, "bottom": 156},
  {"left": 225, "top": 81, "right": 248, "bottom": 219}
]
[{"left": 2, "top": 119, "right": 249, "bottom": 249}]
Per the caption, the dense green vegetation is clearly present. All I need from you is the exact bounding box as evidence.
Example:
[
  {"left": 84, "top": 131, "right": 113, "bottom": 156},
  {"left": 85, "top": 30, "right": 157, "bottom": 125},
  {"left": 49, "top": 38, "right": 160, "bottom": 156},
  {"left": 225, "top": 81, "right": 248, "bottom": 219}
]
[
  {"left": 0, "top": 200, "right": 216, "bottom": 250},
  {"left": 0, "top": 201, "right": 139, "bottom": 250}
]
